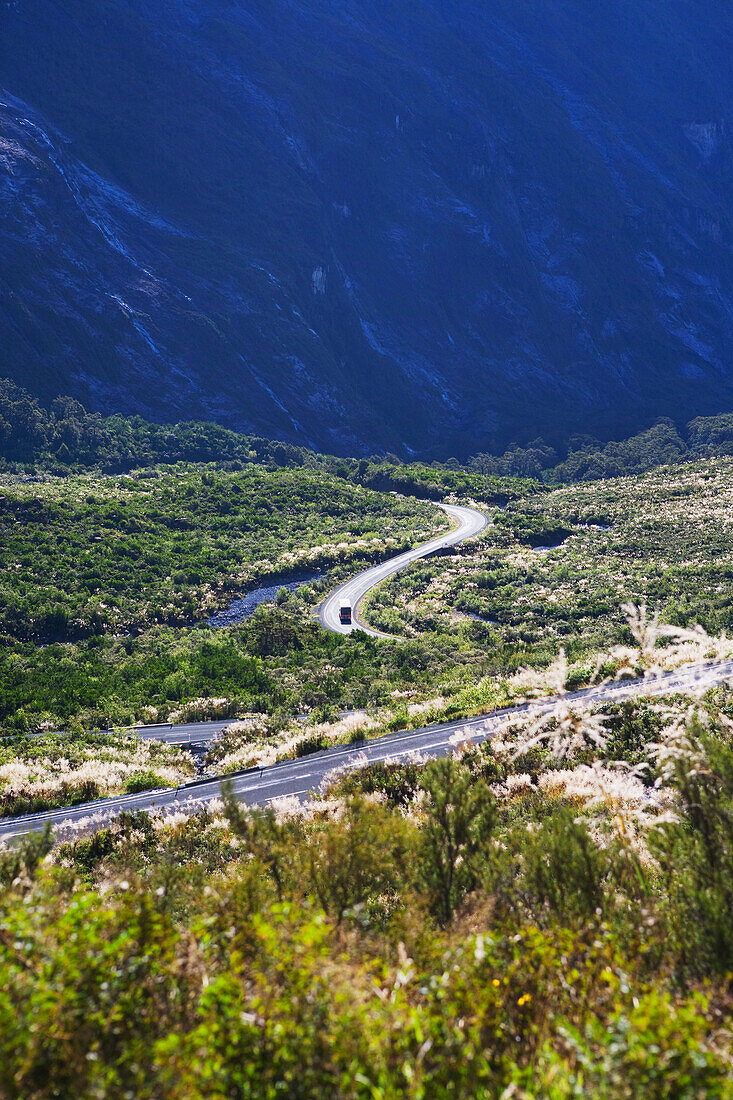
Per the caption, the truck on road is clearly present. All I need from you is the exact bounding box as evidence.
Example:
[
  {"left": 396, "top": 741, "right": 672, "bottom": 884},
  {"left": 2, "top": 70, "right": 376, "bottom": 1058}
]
[{"left": 339, "top": 605, "right": 352, "bottom": 625}]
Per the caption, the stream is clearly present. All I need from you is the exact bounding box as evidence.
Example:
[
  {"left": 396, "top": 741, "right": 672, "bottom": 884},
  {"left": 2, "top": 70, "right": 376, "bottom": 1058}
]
[{"left": 205, "top": 571, "right": 324, "bottom": 628}]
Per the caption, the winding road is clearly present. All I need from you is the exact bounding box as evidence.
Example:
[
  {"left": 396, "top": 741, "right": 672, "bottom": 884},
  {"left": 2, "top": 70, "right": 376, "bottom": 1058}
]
[
  {"left": 318, "top": 502, "right": 488, "bottom": 636},
  {"left": 2, "top": 658, "right": 731, "bottom": 842}
]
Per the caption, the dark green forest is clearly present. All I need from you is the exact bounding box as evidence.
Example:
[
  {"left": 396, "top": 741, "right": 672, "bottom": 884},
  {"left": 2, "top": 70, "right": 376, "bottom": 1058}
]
[{"left": 4, "top": 376, "right": 733, "bottom": 486}]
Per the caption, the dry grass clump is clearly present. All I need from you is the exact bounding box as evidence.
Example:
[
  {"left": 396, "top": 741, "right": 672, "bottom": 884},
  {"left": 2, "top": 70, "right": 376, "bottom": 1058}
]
[
  {"left": 168, "top": 697, "right": 238, "bottom": 723},
  {"left": 0, "top": 736, "right": 193, "bottom": 814},
  {"left": 206, "top": 711, "right": 379, "bottom": 774}
]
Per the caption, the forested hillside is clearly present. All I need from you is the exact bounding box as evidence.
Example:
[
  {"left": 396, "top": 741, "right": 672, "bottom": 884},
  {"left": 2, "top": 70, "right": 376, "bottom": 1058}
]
[{"left": 4, "top": 375, "right": 733, "bottom": 485}]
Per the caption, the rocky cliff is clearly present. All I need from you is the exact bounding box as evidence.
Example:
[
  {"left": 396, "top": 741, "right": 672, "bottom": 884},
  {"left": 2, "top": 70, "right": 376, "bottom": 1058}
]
[{"left": 1, "top": 0, "right": 731, "bottom": 455}]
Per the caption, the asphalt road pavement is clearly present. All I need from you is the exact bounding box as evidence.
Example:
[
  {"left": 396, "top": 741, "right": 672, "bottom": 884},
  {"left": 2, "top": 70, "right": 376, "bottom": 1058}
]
[
  {"left": 2, "top": 658, "right": 731, "bottom": 842},
  {"left": 318, "top": 503, "right": 488, "bottom": 636}
]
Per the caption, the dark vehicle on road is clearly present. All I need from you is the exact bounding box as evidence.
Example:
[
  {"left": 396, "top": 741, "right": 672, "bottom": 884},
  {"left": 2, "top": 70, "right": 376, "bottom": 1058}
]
[{"left": 339, "top": 605, "right": 352, "bottom": 625}]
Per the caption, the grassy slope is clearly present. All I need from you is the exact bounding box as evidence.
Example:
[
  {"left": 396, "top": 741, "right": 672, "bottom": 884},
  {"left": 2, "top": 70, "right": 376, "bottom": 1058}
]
[{"left": 364, "top": 457, "right": 733, "bottom": 662}]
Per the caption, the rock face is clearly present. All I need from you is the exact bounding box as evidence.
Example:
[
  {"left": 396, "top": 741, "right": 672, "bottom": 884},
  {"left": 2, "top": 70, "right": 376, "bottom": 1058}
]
[{"left": 0, "top": 0, "right": 731, "bottom": 456}]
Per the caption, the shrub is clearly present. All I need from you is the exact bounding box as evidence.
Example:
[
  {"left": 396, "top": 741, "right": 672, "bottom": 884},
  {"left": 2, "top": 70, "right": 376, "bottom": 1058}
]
[
  {"left": 125, "top": 770, "right": 166, "bottom": 794},
  {"left": 519, "top": 805, "right": 609, "bottom": 924},
  {"left": 418, "top": 757, "right": 496, "bottom": 925}
]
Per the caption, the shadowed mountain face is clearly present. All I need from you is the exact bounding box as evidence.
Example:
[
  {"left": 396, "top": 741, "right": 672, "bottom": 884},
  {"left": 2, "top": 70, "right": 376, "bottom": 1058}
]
[{"left": 1, "top": 0, "right": 731, "bottom": 457}]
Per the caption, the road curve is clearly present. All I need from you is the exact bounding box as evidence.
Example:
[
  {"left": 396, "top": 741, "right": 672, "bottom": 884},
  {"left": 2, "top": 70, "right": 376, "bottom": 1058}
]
[
  {"left": 318, "top": 503, "right": 488, "bottom": 636},
  {"left": 2, "top": 658, "right": 732, "bottom": 842}
]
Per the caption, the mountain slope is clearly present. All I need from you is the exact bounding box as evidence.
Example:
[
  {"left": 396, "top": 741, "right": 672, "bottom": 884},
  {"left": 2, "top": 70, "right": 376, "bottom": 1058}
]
[{"left": 1, "top": 0, "right": 731, "bottom": 455}]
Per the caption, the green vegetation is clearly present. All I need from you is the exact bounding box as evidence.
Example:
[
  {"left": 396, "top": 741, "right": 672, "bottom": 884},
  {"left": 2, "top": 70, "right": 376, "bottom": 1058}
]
[
  {"left": 471, "top": 414, "right": 733, "bottom": 482},
  {"left": 2, "top": 695, "right": 733, "bottom": 1096},
  {"left": 363, "top": 457, "right": 733, "bottom": 669},
  {"left": 0, "top": 463, "right": 447, "bottom": 642},
  {"left": 5, "top": 375, "right": 733, "bottom": 488},
  {"left": 4, "top": 387, "right": 733, "bottom": 1091},
  {"left": 0, "top": 377, "right": 525, "bottom": 502},
  {"left": 11, "top": 450, "right": 733, "bottom": 749}
]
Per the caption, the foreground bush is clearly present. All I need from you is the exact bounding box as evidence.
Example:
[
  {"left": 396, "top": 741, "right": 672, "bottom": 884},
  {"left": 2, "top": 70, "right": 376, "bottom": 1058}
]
[{"left": 1, "top": 727, "right": 733, "bottom": 1098}]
